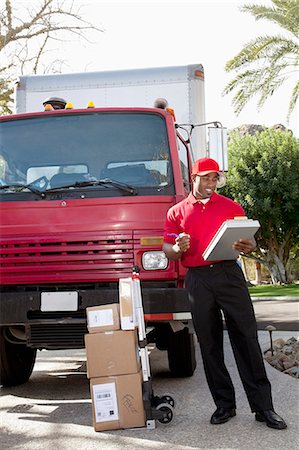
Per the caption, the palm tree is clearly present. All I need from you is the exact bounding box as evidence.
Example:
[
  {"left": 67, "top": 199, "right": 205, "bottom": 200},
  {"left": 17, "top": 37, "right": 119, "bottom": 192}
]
[{"left": 223, "top": 0, "right": 299, "bottom": 123}]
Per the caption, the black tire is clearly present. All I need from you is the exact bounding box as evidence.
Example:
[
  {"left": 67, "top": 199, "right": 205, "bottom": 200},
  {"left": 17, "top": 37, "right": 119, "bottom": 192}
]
[
  {"left": 167, "top": 326, "right": 197, "bottom": 377},
  {"left": 0, "top": 327, "right": 36, "bottom": 387},
  {"left": 160, "top": 394, "right": 175, "bottom": 408},
  {"left": 148, "top": 324, "right": 170, "bottom": 350},
  {"left": 151, "top": 393, "right": 175, "bottom": 408}
]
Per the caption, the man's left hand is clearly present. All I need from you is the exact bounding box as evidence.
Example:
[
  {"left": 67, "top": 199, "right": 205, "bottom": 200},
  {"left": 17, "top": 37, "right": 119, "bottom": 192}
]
[{"left": 233, "top": 238, "right": 256, "bottom": 254}]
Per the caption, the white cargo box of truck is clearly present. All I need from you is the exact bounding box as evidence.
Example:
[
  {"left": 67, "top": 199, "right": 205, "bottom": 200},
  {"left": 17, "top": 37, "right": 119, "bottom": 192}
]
[{"left": 15, "top": 64, "right": 226, "bottom": 164}]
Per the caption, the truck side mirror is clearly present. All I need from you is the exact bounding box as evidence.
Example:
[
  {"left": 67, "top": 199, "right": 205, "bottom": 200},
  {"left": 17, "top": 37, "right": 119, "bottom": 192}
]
[{"left": 208, "top": 127, "right": 228, "bottom": 172}]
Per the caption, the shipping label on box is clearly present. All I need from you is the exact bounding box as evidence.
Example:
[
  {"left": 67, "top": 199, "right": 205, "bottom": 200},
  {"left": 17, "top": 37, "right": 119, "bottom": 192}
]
[
  {"left": 90, "top": 372, "right": 145, "bottom": 431},
  {"left": 87, "top": 304, "right": 120, "bottom": 333},
  {"left": 92, "top": 382, "right": 119, "bottom": 423},
  {"left": 85, "top": 329, "right": 141, "bottom": 378},
  {"left": 89, "top": 308, "right": 113, "bottom": 328}
]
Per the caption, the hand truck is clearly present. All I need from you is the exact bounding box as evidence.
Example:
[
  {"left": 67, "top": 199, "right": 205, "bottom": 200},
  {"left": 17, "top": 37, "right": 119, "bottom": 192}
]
[{"left": 131, "top": 266, "right": 175, "bottom": 428}]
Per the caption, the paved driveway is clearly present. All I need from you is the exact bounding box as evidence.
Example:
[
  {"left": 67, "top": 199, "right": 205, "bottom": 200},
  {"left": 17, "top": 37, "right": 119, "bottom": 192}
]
[{"left": 1, "top": 330, "right": 298, "bottom": 450}]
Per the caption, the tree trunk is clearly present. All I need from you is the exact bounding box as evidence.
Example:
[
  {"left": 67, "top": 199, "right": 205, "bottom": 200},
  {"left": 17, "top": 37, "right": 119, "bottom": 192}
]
[
  {"left": 266, "top": 254, "right": 287, "bottom": 284},
  {"left": 240, "top": 256, "right": 249, "bottom": 281},
  {"left": 255, "top": 261, "right": 262, "bottom": 285}
]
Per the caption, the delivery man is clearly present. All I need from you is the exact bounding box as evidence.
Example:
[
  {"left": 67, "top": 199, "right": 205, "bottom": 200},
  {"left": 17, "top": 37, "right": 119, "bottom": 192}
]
[{"left": 162, "top": 157, "right": 287, "bottom": 430}]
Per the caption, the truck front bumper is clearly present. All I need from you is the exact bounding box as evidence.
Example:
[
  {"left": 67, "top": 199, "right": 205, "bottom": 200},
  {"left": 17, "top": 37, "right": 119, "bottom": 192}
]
[
  {"left": 0, "top": 287, "right": 191, "bottom": 349},
  {"left": 0, "top": 287, "right": 190, "bottom": 325}
]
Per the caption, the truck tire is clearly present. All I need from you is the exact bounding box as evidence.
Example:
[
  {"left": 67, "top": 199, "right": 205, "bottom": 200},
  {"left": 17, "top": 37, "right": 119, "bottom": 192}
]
[
  {"left": 167, "top": 326, "right": 197, "bottom": 377},
  {"left": 0, "top": 327, "right": 36, "bottom": 387}
]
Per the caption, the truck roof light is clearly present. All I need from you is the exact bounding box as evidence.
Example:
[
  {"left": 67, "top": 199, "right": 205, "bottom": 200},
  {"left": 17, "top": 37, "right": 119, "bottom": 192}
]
[
  {"left": 44, "top": 104, "right": 54, "bottom": 111},
  {"left": 153, "top": 98, "right": 168, "bottom": 109},
  {"left": 42, "top": 96, "right": 67, "bottom": 109},
  {"left": 87, "top": 101, "right": 95, "bottom": 108},
  {"left": 65, "top": 102, "right": 74, "bottom": 109}
]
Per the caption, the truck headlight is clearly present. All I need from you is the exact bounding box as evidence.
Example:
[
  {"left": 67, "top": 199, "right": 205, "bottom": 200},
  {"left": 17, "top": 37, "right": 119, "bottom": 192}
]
[{"left": 142, "top": 251, "right": 168, "bottom": 270}]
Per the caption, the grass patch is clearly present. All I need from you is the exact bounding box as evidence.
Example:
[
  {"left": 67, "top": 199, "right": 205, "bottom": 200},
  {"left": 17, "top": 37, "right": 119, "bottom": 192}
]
[{"left": 249, "top": 284, "right": 299, "bottom": 297}]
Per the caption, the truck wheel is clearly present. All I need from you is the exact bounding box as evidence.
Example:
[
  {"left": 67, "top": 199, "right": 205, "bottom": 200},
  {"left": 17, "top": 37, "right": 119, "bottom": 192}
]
[
  {"left": 167, "top": 326, "right": 197, "bottom": 377},
  {"left": 0, "top": 327, "right": 36, "bottom": 387}
]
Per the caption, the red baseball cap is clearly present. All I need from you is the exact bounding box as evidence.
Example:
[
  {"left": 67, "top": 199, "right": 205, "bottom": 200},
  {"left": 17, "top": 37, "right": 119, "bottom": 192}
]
[{"left": 192, "top": 157, "right": 221, "bottom": 176}]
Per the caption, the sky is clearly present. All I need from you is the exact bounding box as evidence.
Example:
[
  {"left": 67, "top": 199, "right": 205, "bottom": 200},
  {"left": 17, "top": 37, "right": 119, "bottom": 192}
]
[{"left": 15, "top": 0, "right": 299, "bottom": 136}]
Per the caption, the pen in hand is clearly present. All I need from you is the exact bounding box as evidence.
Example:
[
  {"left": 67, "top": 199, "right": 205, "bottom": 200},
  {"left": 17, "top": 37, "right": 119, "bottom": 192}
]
[{"left": 167, "top": 232, "right": 190, "bottom": 252}]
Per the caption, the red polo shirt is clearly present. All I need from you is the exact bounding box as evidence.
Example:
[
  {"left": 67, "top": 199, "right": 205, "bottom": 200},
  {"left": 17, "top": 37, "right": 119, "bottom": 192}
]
[{"left": 163, "top": 192, "right": 245, "bottom": 267}]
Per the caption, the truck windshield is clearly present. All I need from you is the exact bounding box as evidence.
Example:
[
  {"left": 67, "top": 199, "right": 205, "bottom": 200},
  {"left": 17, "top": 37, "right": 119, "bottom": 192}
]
[{"left": 0, "top": 112, "right": 174, "bottom": 196}]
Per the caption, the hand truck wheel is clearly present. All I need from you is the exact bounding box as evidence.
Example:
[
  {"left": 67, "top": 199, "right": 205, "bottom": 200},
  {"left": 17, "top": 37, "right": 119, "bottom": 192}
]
[
  {"left": 156, "top": 402, "right": 174, "bottom": 424},
  {"left": 160, "top": 394, "right": 175, "bottom": 408}
]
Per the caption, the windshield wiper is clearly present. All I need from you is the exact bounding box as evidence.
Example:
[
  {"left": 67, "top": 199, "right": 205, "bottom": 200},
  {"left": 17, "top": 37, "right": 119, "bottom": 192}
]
[
  {"left": 45, "top": 179, "right": 137, "bottom": 195},
  {"left": 0, "top": 183, "right": 45, "bottom": 197}
]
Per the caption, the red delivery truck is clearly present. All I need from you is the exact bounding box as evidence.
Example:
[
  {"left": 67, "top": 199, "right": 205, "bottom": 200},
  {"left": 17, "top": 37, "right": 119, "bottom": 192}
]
[{"left": 0, "top": 64, "right": 227, "bottom": 386}]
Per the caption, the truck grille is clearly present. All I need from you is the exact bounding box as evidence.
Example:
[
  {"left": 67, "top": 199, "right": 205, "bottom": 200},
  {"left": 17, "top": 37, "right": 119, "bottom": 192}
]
[
  {"left": 0, "top": 231, "right": 134, "bottom": 284},
  {"left": 28, "top": 322, "right": 88, "bottom": 349}
]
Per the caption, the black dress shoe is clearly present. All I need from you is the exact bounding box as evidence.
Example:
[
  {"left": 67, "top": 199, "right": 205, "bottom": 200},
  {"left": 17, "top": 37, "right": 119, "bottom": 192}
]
[
  {"left": 210, "top": 407, "right": 236, "bottom": 424},
  {"left": 255, "top": 410, "right": 287, "bottom": 429}
]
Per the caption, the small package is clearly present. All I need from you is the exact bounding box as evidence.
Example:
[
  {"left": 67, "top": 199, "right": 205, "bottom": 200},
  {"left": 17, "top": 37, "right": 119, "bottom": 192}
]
[
  {"left": 90, "top": 371, "right": 145, "bottom": 431},
  {"left": 86, "top": 303, "right": 120, "bottom": 333},
  {"left": 85, "top": 329, "right": 141, "bottom": 378}
]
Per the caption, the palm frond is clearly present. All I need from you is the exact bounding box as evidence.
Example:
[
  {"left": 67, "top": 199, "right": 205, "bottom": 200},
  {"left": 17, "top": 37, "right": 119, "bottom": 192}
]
[
  {"left": 241, "top": 1, "right": 299, "bottom": 35},
  {"left": 224, "top": 1, "right": 299, "bottom": 119},
  {"left": 257, "top": 75, "right": 286, "bottom": 108},
  {"left": 224, "top": 70, "right": 268, "bottom": 114},
  {"left": 224, "top": 60, "right": 297, "bottom": 115},
  {"left": 223, "top": 69, "right": 259, "bottom": 95},
  {"left": 287, "top": 80, "right": 299, "bottom": 123},
  {"left": 225, "top": 35, "right": 298, "bottom": 71}
]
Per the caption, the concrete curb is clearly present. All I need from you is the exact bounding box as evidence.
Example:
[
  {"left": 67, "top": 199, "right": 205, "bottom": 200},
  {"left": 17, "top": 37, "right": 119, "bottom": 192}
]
[{"left": 251, "top": 296, "right": 299, "bottom": 301}]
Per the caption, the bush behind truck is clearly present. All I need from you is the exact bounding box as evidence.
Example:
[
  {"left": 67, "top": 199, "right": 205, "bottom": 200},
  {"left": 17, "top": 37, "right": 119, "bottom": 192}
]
[{"left": 0, "top": 64, "right": 227, "bottom": 386}]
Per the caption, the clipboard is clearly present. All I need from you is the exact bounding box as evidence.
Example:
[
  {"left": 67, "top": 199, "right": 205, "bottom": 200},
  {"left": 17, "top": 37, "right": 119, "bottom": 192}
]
[{"left": 202, "top": 218, "right": 260, "bottom": 261}]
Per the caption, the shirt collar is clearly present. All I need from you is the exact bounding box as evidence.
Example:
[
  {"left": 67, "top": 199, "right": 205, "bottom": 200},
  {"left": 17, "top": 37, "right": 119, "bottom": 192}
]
[{"left": 187, "top": 191, "right": 219, "bottom": 205}]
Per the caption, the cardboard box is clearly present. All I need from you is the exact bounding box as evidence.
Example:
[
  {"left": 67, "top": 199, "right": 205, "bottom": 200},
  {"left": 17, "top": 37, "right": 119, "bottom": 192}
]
[
  {"left": 90, "top": 371, "right": 145, "bottom": 431},
  {"left": 85, "top": 330, "right": 141, "bottom": 378},
  {"left": 86, "top": 304, "right": 120, "bottom": 333},
  {"left": 119, "top": 278, "right": 136, "bottom": 330}
]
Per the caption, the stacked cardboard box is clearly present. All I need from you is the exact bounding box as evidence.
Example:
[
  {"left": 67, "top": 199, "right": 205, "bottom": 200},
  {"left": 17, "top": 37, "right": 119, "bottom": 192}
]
[{"left": 85, "top": 303, "right": 145, "bottom": 431}]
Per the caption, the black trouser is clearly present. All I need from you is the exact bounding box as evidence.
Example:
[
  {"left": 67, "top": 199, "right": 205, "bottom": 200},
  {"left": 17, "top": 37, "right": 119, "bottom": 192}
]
[{"left": 185, "top": 260, "right": 273, "bottom": 412}]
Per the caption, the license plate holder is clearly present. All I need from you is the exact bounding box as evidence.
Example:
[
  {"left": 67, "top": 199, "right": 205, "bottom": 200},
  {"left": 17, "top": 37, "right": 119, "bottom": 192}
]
[{"left": 41, "top": 291, "right": 78, "bottom": 312}]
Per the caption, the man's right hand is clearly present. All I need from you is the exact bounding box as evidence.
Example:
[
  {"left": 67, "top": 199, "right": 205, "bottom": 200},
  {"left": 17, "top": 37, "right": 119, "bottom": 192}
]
[
  {"left": 162, "top": 233, "right": 190, "bottom": 261},
  {"left": 175, "top": 233, "right": 190, "bottom": 253}
]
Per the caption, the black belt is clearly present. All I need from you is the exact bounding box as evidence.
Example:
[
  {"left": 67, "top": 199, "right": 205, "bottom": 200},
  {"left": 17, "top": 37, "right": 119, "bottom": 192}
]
[{"left": 188, "top": 260, "right": 237, "bottom": 270}]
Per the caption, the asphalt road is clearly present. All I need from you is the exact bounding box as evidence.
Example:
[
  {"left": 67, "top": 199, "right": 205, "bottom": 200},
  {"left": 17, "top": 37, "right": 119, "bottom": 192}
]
[
  {"left": 1, "top": 300, "right": 298, "bottom": 450},
  {"left": 252, "top": 297, "right": 299, "bottom": 331}
]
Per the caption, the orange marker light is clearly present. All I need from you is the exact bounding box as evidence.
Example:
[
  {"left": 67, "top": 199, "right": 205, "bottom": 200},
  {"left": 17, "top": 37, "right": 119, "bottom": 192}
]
[
  {"left": 44, "top": 104, "right": 54, "bottom": 111},
  {"left": 194, "top": 69, "right": 204, "bottom": 78},
  {"left": 165, "top": 107, "right": 176, "bottom": 121}
]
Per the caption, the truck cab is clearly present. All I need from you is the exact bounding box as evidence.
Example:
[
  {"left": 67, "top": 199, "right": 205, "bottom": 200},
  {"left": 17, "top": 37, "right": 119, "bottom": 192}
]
[{"left": 0, "top": 104, "right": 200, "bottom": 386}]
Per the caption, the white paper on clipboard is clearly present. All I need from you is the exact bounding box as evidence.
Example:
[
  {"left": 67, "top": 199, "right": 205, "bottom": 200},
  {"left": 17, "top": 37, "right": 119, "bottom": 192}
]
[{"left": 202, "top": 219, "right": 260, "bottom": 261}]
